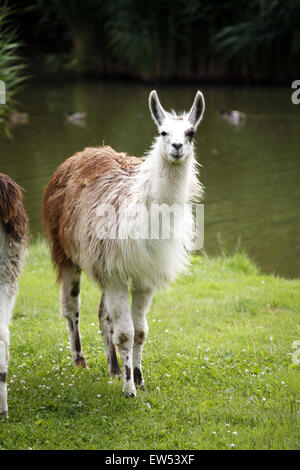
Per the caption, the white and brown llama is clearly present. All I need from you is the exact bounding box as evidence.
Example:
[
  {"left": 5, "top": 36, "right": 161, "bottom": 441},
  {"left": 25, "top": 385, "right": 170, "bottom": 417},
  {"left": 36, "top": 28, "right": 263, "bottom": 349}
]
[
  {"left": 0, "top": 173, "right": 28, "bottom": 417},
  {"left": 42, "top": 90, "right": 205, "bottom": 397}
]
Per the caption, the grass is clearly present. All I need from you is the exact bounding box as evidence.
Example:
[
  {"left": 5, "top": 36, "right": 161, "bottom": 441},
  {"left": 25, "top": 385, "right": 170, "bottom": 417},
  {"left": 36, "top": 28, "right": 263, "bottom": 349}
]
[{"left": 0, "top": 240, "right": 299, "bottom": 450}]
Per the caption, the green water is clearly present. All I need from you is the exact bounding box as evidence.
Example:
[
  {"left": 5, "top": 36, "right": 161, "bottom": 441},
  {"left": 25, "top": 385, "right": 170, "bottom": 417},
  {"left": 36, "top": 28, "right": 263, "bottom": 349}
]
[{"left": 0, "top": 82, "right": 299, "bottom": 278}]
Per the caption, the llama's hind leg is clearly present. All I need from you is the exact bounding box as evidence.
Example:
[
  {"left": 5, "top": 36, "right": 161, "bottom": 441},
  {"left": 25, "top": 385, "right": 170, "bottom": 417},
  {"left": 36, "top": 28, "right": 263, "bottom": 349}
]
[
  {"left": 98, "top": 293, "right": 121, "bottom": 378},
  {"left": 60, "top": 266, "right": 87, "bottom": 367},
  {"left": 0, "top": 283, "right": 16, "bottom": 418},
  {"left": 131, "top": 288, "right": 153, "bottom": 389},
  {"left": 105, "top": 281, "right": 135, "bottom": 397}
]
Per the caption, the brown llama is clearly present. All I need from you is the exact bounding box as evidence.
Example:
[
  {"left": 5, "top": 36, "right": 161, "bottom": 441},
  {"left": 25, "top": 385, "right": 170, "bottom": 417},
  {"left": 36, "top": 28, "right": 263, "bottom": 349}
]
[
  {"left": 42, "top": 90, "right": 205, "bottom": 397},
  {"left": 0, "top": 173, "right": 28, "bottom": 417}
]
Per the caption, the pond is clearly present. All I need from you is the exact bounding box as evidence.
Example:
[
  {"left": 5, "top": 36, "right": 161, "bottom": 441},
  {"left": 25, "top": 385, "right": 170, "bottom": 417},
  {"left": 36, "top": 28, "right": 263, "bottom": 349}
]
[{"left": 0, "top": 82, "right": 299, "bottom": 278}]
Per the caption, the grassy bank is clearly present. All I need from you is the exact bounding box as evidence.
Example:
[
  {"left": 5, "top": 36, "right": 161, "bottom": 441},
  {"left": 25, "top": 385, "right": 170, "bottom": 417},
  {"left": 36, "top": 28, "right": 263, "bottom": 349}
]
[{"left": 0, "top": 241, "right": 299, "bottom": 450}]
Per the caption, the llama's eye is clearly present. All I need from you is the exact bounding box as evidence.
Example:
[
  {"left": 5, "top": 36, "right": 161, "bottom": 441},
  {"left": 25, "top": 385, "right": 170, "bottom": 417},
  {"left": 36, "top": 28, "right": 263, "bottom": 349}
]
[
  {"left": 160, "top": 131, "right": 168, "bottom": 137},
  {"left": 186, "top": 129, "right": 195, "bottom": 139}
]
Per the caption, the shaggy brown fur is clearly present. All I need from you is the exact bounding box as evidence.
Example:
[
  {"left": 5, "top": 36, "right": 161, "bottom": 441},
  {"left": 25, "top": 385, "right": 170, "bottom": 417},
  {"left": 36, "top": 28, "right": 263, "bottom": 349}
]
[
  {"left": 0, "top": 173, "right": 28, "bottom": 244},
  {"left": 42, "top": 145, "right": 142, "bottom": 280}
]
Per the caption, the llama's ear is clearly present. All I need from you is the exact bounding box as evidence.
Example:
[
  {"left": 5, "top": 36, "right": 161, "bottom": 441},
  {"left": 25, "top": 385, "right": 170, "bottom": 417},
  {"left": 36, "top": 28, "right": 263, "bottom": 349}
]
[
  {"left": 149, "top": 90, "right": 166, "bottom": 127},
  {"left": 188, "top": 91, "right": 205, "bottom": 128}
]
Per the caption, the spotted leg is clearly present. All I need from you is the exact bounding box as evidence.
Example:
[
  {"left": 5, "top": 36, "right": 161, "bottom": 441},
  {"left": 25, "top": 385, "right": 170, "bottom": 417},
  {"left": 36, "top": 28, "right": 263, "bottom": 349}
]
[
  {"left": 104, "top": 281, "right": 135, "bottom": 397},
  {"left": 0, "top": 282, "right": 17, "bottom": 418},
  {"left": 60, "top": 266, "right": 87, "bottom": 367},
  {"left": 98, "top": 292, "right": 121, "bottom": 378},
  {"left": 131, "top": 288, "right": 153, "bottom": 390}
]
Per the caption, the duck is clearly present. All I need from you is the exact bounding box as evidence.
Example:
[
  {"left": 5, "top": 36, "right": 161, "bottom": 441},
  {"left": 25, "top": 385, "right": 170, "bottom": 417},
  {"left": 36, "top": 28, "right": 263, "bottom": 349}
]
[
  {"left": 219, "top": 110, "right": 245, "bottom": 125},
  {"left": 9, "top": 112, "right": 29, "bottom": 126},
  {"left": 65, "top": 111, "right": 86, "bottom": 126}
]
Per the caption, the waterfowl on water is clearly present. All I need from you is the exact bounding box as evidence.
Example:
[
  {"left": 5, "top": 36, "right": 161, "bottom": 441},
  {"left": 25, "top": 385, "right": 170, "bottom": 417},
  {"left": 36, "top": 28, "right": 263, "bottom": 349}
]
[
  {"left": 65, "top": 111, "right": 86, "bottom": 125},
  {"left": 219, "top": 110, "right": 245, "bottom": 125},
  {"left": 9, "top": 112, "right": 29, "bottom": 126}
]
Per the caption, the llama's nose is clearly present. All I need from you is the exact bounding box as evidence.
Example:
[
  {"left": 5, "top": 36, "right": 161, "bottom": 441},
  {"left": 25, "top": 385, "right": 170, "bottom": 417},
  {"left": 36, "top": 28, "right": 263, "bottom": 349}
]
[{"left": 172, "top": 143, "right": 183, "bottom": 151}]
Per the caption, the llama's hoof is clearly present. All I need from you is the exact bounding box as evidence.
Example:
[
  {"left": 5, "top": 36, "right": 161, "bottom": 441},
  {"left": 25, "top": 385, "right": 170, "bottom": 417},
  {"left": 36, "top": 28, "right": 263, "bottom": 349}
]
[
  {"left": 124, "top": 391, "right": 136, "bottom": 399},
  {"left": 0, "top": 410, "right": 8, "bottom": 419},
  {"left": 136, "top": 380, "right": 145, "bottom": 391},
  {"left": 123, "top": 382, "right": 136, "bottom": 398},
  {"left": 74, "top": 356, "right": 88, "bottom": 368},
  {"left": 110, "top": 369, "right": 122, "bottom": 380}
]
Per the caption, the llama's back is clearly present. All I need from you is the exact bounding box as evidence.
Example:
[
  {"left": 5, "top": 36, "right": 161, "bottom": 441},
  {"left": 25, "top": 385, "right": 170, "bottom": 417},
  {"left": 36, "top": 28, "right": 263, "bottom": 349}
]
[{"left": 42, "top": 145, "right": 142, "bottom": 280}]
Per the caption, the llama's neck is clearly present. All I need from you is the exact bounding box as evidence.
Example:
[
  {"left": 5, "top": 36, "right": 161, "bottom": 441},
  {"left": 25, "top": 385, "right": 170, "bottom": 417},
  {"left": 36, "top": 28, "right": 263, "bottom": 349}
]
[{"left": 138, "top": 139, "right": 196, "bottom": 206}]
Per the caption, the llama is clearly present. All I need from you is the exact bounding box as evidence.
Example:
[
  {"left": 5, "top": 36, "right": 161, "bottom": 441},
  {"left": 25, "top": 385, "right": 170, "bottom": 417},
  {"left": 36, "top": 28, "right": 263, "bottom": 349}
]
[
  {"left": 0, "top": 173, "right": 28, "bottom": 417},
  {"left": 42, "top": 90, "right": 205, "bottom": 397}
]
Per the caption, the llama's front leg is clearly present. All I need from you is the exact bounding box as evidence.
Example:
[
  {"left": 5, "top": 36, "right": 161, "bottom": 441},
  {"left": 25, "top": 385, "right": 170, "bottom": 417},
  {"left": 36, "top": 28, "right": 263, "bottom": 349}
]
[
  {"left": 60, "top": 267, "right": 87, "bottom": 367},
  {"left": 0, "top": 283, "right": 16, "bottom": 418},
  {"left": 105, "top": 282, "right": 135, "bottom": 397},
  {"left": 98, "top": 293, "right": 121, "bottom": 378},
  {"left": 131, "top": 288, "right": 153, "bottom": 389}
]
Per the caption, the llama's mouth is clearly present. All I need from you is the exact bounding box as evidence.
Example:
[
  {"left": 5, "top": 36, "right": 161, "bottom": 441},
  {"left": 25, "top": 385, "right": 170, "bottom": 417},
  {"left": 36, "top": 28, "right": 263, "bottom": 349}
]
[{"left": 170, "top": 152, "right": 184, "bottom": 163}]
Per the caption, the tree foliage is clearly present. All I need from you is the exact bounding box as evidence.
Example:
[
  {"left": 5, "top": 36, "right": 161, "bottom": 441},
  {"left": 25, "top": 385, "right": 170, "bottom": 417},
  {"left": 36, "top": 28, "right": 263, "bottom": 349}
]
[{"left": 0, "top": 4, "right": 27, "bottom": 137}]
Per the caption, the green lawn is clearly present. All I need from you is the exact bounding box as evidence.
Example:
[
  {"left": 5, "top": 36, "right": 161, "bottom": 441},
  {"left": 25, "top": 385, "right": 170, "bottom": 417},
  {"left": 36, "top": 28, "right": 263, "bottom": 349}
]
[{"left": 0, "top": 241, "right": 299, "bottom": 450}]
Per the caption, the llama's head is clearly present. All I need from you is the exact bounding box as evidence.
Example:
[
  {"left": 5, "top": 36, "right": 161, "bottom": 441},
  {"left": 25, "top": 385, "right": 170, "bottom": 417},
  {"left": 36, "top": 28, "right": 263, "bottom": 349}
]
[{"left": 149, "top": 90, "right": 205, "bottom": 164}]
